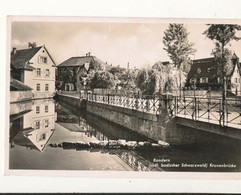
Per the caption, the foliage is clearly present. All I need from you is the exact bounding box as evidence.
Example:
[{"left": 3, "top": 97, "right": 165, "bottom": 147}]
[
  {"left": 135, "top": 68, "right": 149, "bottom": 93},
  {"left": 135, "top": 61, "right": 184, "bottom": 95},
  {"left": 212, "top": 42, "right": 233, "bottom": 77},
  {"left": 203, "top": 24, "right": 241, "bottom": 47},
  {"left": 163, "top": 24, "right": 196, "bottom": 72},
  {"left": 109, "top": 66, "right": 125, "bottom": 76},
  {"left": 204, "top": 24, "right": 241, "bottom": 76},
  {"left": 118, "top": 69, "right": 137, "bottom": 89},
  {"left": 89, "top": 70, "right": 115, "bottom": 89},
  {"left": 89, "top": 60, "right": 102, "bottom": 71}
]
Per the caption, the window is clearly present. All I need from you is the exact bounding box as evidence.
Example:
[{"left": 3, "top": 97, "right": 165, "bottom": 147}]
[
  {"left": 36, "top": 68, "right": 41, "bottom": 76},
  {"left": 45, "top": 69, "right": 50, "bottom": 76},
  {"left": 35, "top": 121, "right": 40, "bottom": 129},
  {"left": 37, "top": 133, "right": 46, "bottom": 142},
  {"left": 235, "top": 78, "right": 238, "bottom": 83},
  {"left": 45, "top": 84, "right": 49, "bottom": 91},
  {"left": 190, "top": 78, "right": 196, "bottom": 84},
  {"left": 200, "top": 77, "right": 208, "bottom": 83},
  {"left": 44, "top": 119, "right": 49, "bottom": 128},
  {"left": 217, "top": 77, "right": 221, "bottom": 83},
  {"left": 39, "top": 56, "right": 47, "bottom": 64},
  {"left": 36, "top": 83, "right": 40, "bottom": 91},
  {"left": 45, "top": 105, "right": 48, "bottom": 113},
  {"left": 36, "top": 106, "right": 40, "bottom": 114}
]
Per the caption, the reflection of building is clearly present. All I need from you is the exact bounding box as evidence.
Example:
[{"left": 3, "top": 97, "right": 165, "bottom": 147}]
[
  {"left": 10, "top": 99, "right": 55, "bottom": 152},
  {"left": 11, "top": 45, "right": 56, "bottom": 99},
  {"left": 10, "top": 100, "right": 32, "bottom": 121}
]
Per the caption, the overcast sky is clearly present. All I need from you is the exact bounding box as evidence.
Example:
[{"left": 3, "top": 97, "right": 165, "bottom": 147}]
[{"left": 11, "top": 21, "right": 241, "bottom": 69}]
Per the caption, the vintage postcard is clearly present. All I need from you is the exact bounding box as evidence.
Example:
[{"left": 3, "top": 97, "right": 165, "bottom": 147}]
[{"left": 6, "top": 16, "right": 241, "bottom": 179}]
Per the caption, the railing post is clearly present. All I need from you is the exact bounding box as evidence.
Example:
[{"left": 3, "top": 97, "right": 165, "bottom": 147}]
[
  {"left": 135, "top": 96, "right": 138, "bottom": 110},
  {"left": 175, "top": 96, "right": 178, "bottom": 115},
  {"left": 208, "top": 96, "right": 210, "bottom": 120},
  {"left": 220, "top": 98, "right": 225, "bottom": 127},
  {"left": 194, "top": 97, "right": 197, "bottom": 120},
  {"left": 225, "top": 98, "right": 228, "bottom": 126}
]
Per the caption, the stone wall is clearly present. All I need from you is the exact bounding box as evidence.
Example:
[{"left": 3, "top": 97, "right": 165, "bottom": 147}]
[
  {"left": 86, "top": 100, "right": 200, "bottom": 145},
  {"left": 58, "top": 95, "right": 86, "bottom": 110}
]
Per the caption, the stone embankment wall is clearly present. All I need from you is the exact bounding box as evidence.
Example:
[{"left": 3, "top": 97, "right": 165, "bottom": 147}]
[
  {"left": 86, "top": 100, "right": 199, "bottom": 145},
  {"left": 58, "top": 95, "right": 87, "bottom": 110}
]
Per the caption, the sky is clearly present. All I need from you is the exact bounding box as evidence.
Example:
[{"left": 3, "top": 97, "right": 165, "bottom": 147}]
[{"left": 11, "top": 20, "right": 241, "bottom": 69}]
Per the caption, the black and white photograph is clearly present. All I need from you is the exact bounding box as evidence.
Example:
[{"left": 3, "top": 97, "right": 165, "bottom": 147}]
[{"left": 7, "top": 17, "right": 241, "bottom": 173}]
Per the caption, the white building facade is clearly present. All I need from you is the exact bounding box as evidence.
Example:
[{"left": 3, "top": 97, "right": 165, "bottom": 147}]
[{"left": 11, "top": 46, "right": 56, "bottom": 99}]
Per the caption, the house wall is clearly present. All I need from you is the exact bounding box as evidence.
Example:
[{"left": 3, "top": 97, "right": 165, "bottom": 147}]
[{"left": 24, "top": 47, "right": 56, "bottom": 99}]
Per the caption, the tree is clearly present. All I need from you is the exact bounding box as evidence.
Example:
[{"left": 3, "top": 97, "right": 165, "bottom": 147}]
[
  {"left": 135, "top": 62, "right": 178, "bottom": 96},
  {"left": 89, "top": 70, "right": 115, "bottom": 89},
  {"left": 135, "top": 68, "right": 149, "bottom": 94},
  {"left": 203, "top": 24, "right": 241, "bottom": 99},
  {"left": 163, "top": 24, "right": 196, "bottom": 95},
  {"left": 163, "top": 24, "right": 196, "bottom": 72}
]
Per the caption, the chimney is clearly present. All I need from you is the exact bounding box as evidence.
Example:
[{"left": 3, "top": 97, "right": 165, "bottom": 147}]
[
  {"left": 127, "top": 62, "right": 129, "bottom": 69},
  {"left": 11, "top": 47, "right": 17, "bottom": 55}
]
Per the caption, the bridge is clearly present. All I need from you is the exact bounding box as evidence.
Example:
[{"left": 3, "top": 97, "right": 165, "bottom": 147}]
[{"left": 58, "top": 91, "right": 241, "bottom": 143}]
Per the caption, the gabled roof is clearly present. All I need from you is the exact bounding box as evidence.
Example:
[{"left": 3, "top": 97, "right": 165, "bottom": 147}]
[
  {"left": 11, "top": 47, "right": 42, "bottom": 70},
  {"left": 58, "top": 55, "right": 108, "bottom": 69},
  {"left": 188, "top": 55, "right": 240, "bottom": 79},
  {"left": 58, "top": 56, "right": 92, "bottom": 67},
  {"left": 11, "top": 46, "right": 56, "bottom": 69},
  {"left": 188, "top": 57, "right": 218, "bottom": 78}
]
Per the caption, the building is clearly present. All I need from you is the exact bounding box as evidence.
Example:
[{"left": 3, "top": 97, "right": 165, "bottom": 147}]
[
  {"left": 186, "top": 54, "right": 241, "bottom": 95},
  {"left": 11, "top": 45, "right": 56, "bottom": 99},
  {"left": 10, "top": 77, "right": 33, "bottom": 103},
  {"left": 57, "top": 54, "right": 110, "bottom": 91}
]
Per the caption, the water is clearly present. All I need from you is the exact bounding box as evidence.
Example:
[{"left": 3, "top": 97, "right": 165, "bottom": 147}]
[{"left": 9, "top": 98, "right": 241, "bottom": 171}]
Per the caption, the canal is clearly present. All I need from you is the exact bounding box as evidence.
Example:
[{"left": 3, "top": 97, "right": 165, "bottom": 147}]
[{"left": 9, "top": 98, "right": 241, "bottom": 172}]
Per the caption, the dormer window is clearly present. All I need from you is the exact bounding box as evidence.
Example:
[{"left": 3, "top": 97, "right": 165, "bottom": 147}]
[{"left": 39, "top": 56, "right": 47, "bottom": 64}]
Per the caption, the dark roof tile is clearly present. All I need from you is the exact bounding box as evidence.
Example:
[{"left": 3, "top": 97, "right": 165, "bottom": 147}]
[{"left": 11, "top": 47, "right": 42, "bottom": 69}]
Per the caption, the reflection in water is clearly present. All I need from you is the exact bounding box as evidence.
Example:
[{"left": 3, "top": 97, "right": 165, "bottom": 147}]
[
  {"left": 10, "top": 99, "right": 56, "bottom": 152},
  {"left": 54, "top": 101, "right": 159, "bottom": 171},
  {"left": 9, "top": 99, "right": 241, "bottom": 171}
]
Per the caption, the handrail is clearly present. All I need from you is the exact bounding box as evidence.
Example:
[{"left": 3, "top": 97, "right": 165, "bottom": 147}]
[{"left": 58, "top": 91, "right": 241, "bottom": 128}]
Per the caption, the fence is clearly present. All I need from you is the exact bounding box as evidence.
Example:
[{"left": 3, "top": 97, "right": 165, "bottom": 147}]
[
  {"left": 86, "top": 93, "right": 241, "bottom": 128},
  {"left": 57, "top": 90, "right": 241, "bottom": 128}
]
